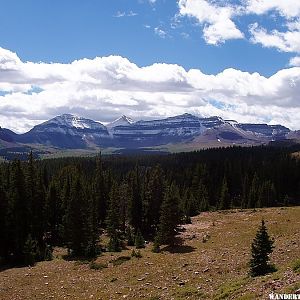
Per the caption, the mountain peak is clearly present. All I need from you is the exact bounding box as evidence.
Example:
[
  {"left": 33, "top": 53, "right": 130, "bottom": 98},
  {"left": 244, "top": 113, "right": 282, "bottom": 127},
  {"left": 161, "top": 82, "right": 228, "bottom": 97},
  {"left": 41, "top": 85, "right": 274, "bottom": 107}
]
[
  {"left": 107, "top": 115, "right": 134, "bottom": 128},
  {"left": 38, "top": 114, "right": 106, "bottom": 130}
]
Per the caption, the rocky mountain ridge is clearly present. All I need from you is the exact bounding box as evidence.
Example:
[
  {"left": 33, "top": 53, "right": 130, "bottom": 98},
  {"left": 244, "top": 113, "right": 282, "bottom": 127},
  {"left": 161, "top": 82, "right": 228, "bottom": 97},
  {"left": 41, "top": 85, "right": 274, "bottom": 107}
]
[{"left": 0, "top": 113, "right": 294, "bottom": 151}]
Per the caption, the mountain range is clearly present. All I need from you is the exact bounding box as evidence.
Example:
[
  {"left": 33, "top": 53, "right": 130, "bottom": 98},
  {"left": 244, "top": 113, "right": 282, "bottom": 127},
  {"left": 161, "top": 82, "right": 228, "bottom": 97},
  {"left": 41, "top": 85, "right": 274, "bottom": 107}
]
[{"left": 0, "top": 113, "right": 299, "bottom": 158}]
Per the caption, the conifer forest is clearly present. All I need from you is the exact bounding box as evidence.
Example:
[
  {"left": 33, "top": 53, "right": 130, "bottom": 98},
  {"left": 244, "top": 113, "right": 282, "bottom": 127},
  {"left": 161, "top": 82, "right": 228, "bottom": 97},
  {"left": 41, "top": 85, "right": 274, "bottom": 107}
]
[{"left": 0, "top": 145, "right": 300, "bottom": 267}]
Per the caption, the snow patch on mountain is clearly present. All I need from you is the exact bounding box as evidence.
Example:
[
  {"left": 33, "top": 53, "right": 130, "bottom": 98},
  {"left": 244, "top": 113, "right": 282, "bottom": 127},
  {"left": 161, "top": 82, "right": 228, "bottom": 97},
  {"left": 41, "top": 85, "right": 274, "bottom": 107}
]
[
  {"left": 107, "top": 115, "right": 135, "bottom": 129},
  {"left": 37, "top": 114, "right": 107, "bottom": 131}
]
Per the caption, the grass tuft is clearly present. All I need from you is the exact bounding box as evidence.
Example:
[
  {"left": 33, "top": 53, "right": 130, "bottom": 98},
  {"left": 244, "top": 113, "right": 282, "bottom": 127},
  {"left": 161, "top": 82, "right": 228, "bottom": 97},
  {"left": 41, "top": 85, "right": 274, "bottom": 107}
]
[{"left": 292, "top": 259, "right": 300, "bottom": 274}]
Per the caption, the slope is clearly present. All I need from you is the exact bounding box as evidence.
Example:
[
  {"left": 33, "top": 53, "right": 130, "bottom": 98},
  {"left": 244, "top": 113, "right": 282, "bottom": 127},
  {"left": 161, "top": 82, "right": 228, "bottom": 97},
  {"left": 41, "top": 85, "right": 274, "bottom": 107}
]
[{"left": 0, "top": 206, "right": 299, "bottom": 300}]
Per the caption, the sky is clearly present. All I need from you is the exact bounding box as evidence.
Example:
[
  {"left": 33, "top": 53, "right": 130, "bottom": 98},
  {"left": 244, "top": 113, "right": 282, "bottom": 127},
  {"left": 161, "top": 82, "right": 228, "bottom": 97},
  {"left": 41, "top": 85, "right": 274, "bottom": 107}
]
[{"left": 0, "top": 0, "right": 300, "bottom": 132}]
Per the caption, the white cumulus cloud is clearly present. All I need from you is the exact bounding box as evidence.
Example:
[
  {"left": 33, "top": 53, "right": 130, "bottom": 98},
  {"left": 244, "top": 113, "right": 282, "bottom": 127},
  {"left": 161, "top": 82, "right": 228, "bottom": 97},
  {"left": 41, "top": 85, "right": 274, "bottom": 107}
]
[
  {"left": 245, "top": 0, "right": 300, "bottom": 19},
  {"left": 0, "top": 47, "right": 300, "bottom": 132},
  {"left": 289, "top": 56, "right": 300, "bottom": 66},
  {"left": 249, "top": 23, "right": 300, "bottom": 53},
  {"left": 177, "top": 0, "right": 300, "bottom": 62},
  {"left": 178, "top": 0, "right": 244, "bottom": 45}
]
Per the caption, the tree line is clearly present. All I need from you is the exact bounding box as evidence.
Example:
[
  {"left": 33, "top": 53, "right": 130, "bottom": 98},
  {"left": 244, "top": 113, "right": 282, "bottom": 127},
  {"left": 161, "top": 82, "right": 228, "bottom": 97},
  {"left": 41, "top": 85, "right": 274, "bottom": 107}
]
[{"left": 0, "top": 145, "right": 299, "bottom": 266}]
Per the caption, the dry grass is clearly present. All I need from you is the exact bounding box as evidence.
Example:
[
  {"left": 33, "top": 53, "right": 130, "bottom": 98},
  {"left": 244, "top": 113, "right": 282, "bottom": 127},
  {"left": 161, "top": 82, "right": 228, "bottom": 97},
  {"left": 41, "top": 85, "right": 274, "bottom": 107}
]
[{"left": 0, "top": 207, "right": 299, "bottom": 300}]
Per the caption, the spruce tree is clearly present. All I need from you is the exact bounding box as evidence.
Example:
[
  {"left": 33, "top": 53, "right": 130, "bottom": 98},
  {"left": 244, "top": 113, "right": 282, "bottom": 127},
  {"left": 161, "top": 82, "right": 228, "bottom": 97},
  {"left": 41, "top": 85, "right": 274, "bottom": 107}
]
[
  {"left": 23, "top": 234, "right": 40, "bottom": 266},
  {"left": 25, "top": 152, "right": 47, "bottom": 259},
  {"left": 241, "top": 175, "right": 249, "bottom": 209},
  {"left": 107, "top": 233, "right": 121, "bottom": 252},
  {"left": 44, "top": 181, "right": 60, "bottom": 244},
  {"left": 126, "top": 226, "right": 134, "bottom": 246},
  {"left": 198, "top": 181, "right": 209, "bottom": 212},
  {"left": 247, "top": 173, "right": 259, "bottom": 208},
  {"left": 143, "top": 165, "right": 164, "bottom": 236},
  {"left": 156, "top": 183, "right": 180, "bottom": 246},
  {"left": 63, "top": 172, "right": 93, "bottom": 257},
  {"left": 0, "top": 176, "right": 8, "bottom": 259},
  {"left": 7, "top": 159, "right": 29, "bottom": 263},
  {"left": 127, "top": 165, "right": 143, "bottom": 231},
  {"left": 106, "top": 182, "right": 122, "bottom": 252},
  {"left": 151, "top": 237, "right": 160, "bottom": 253},
  {"left": 250, "top": 220, "right": 275, "bottom": 276},
  {"left": 94, "top": 154, "right": 107, "bottom": 225},
  {"left": 181, "top": 189, "right": 192, "bottom": 224},
  {"left": 218, "top": 177, "right": 230, "bottom": 210},
  {"left": 86, "top": 189, "right": 99, "bottom": 257},
  {"left": 134, "top": 229, "right": 145, "bottom": 249}
]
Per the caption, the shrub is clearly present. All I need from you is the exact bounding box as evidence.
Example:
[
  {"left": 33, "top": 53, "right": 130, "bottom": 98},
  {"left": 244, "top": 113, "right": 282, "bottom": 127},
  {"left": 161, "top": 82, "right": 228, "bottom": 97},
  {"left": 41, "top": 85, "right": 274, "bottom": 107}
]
[{"left": 131, "top": 249, "right": 142, "bottom": 258}]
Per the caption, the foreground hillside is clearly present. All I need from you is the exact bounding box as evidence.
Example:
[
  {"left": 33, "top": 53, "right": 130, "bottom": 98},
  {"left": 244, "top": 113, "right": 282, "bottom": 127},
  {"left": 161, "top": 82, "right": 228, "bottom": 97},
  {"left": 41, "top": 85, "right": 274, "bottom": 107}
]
[{"left": 1, "top": 207, "right": 299, "bottom": 300}]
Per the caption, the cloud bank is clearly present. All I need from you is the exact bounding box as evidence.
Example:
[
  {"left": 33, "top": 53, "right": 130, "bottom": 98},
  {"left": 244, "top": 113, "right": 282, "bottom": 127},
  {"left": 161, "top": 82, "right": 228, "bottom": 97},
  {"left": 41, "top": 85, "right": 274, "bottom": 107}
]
[{"left": 0, "top": 47, "right": 300, "bottom": 132}]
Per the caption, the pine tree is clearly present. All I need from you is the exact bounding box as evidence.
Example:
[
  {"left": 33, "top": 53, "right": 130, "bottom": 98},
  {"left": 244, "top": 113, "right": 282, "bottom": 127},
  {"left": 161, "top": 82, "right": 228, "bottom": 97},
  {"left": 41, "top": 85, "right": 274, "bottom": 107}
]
[
  {"left": 250, "top": 220, "right": 275, "bottom": 276},
  {"left": 106, "top": 182, "right": 122, "bottom": 252},
  {"left": 25, "top": 152, "right": 47, "bottom": 259},
  {"left": 156, "top": 183, "right": 180, "bottom": 246},
  {"left": 126, "top": 226, "right": 134, "bottom": 246},
  {"left": 198, "top": 181, "right": 209, "bottom": 212},
  {"left": 7, "top": 159, "right": 29, "bottom": 263},
  {"left": 151, "top": 237, "right": 160, "bottom": 253},
  {"left": 94, "top": 154, "right": 107, "bottom": 225},
  {"left": 143, "top": 165, "right": 164, "bottom": 236},
  {"left": 127, "top": 165, "right": 143, "bottom": 231},
  {"left": 241, "top": 174, "right": 249, "bottom": 209},
  {"left": 134, "top": 229, "right": 145, "bottom": 249},
  {"left": 0, "top": 175, "right": 8, "bottom": 259},
  {"left": 23, "top": 234, "right": 40, "bottom": 266},
  {"left": 63, "top": 172, "right": 93, "bottom": 257},
  {"left": 181, "top": 189, "right": 192, "bottom": 224},
  {"left": 247, "top": 173, "right": 259, "bottom": 208},
  {"left": 86, "top": 189, "right": 99, "bottom": 257},
  {"left": 218, "top": 177, "right": 230, "bottom": 210},
  {"left": 44, "top": 181, "right": 60, "bottom": 244}
]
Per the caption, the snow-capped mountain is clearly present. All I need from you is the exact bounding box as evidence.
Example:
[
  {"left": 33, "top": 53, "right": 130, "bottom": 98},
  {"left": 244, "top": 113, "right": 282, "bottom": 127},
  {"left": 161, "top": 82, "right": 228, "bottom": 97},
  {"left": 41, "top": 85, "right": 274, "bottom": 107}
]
[
  {"left": 15, "top": 114, "right": 110, "bottom": 149},
  {"left": 40, "top": 114, "right": 107, "bottom": 131},
  {"left": 235, "top": 123, "right": 290, "bottom": 140},
  {"left": 0, "top": 113, "right": 294, "bottom": 151},
  {"left": 107, "top": 115, "right": 135, "bottom": 129},
  {"left": 111, "top": 113, "right": 206, "bottom": 147}
]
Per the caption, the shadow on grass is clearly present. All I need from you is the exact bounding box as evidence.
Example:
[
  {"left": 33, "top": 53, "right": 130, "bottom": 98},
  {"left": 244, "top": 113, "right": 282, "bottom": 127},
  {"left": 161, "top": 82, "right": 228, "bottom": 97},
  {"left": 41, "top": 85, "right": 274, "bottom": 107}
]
[
  {"left": 159, "top": 236, "right": 196, "bottom": 253},
  {"left": 62, "top": 254, "right": 96, "bottom": 262},
  {"left": 161, "top": 244, "right": 196, "bottom": 254},
  {"left": 0, "top": 260, "right": 39, "bottom": 272},
  {"left": 0, "top": 264, "right": 20, "bottom": 272}
]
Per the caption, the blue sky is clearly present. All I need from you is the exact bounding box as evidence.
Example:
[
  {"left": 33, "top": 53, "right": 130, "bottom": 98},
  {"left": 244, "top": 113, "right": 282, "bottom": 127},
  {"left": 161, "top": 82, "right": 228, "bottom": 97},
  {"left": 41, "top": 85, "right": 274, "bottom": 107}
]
[
  {"left": 0, "top": 0, "right": 294, "bottom": 76},
  {"left": 0, "top": 0, "right": 300, "bottom": 132}
]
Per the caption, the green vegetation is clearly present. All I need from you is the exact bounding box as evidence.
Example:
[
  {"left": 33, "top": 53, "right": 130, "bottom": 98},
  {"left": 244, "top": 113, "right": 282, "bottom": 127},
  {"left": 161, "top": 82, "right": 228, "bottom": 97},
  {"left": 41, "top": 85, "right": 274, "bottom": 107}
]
[
  {"left": 292, "top": 259, "right": 300, "bottom": 274},
  {"left": 131, "top": 249, "right": 142, "bottom": 258},
  {"left": 0, "top": 206, "right": 299, "bottom": 299},
  {"left": 214, "top": 278, "right": 250, "bottom": 300},
  {"left": 249, "top": 220, "right": 276, "bottom": 277},
  {"left": 174, "top": 285, "right": 204, "bottom": 300},
  {"left": 0, "top": 146, "right": 300, "bottom": 268},
  {"left": 134, "top": 229, "right": 145, "bottom": 249}
]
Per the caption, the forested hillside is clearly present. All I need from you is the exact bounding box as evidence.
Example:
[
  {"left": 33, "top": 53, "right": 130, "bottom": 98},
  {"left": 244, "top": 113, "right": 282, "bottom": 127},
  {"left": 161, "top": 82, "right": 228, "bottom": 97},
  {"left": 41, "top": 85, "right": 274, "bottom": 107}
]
[{"left": 0, "top": 146, "right": 300, "bottom": 267}]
